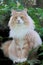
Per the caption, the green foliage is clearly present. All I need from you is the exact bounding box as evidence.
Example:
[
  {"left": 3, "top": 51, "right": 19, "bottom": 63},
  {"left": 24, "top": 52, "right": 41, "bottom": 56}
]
[
  {"left": 28, "top": 8, "right": 43, "bottom": 36},
  {"left": 0, "top": 36, "right": 3, "bottom": 41},
  {"left": 0, "top": 4, "right": 9, "bottom": 14},
  {"left": 15, "top": 60, "right": 40, "bottom": 65},
  {"left": 38, "top": 45, "right": 43, "bottom": 56},
  {"left": 0, "top": 1, "right": 43, "bottom": 65},
  {"left": 0, "top": 1, "right": 24, "bottom": 26}
]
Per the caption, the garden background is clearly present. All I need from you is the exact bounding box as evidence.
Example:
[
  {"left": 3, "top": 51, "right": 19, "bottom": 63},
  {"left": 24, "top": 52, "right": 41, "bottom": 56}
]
[{"left": 0, "top": 0, "right": 43, "bottom": 65}]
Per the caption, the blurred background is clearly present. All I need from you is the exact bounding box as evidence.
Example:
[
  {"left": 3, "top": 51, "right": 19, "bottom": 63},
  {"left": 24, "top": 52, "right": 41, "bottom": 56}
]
[{"left": 0, "top": 0, "right": 43, "bottom": 65}]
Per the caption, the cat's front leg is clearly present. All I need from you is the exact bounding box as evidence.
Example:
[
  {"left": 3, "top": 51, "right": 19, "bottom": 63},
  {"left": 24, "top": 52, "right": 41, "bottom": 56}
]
[{"left": 8, "top": 40, "right": 18, "bottom": 62}]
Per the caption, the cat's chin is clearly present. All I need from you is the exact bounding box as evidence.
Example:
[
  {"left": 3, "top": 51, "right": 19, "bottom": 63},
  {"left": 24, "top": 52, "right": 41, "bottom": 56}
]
[{"left": 13, "top": 58, "right": 27, "bottom": 63}]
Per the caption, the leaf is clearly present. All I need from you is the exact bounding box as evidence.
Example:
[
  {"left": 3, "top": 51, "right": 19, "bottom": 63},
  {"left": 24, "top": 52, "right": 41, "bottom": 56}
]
[{"left": 38, "top": 53, "right": 43, "bottom": 56}]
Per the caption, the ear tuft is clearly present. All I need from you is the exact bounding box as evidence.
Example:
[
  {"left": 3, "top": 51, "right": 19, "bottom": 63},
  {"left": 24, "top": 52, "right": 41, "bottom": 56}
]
[
  {"left": 11, "top": 9, "right": 16, "bottom": 15},
  {"left": 23, "top": 8, "right": 28, "bottom": 13},
  {"left": 24, "top": 8, "right": 28, "bottom": 12}
]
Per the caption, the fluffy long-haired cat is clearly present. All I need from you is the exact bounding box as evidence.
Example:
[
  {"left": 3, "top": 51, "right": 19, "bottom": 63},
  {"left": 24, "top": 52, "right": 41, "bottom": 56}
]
[{"left": 1, "top": 9, "right": 42, "bottom": 63}]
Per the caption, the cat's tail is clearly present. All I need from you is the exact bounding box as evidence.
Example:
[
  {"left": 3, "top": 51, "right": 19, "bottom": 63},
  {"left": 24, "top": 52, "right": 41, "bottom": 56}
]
[{"left": 0, "top": 40, "right": 12, "bottom": 57}]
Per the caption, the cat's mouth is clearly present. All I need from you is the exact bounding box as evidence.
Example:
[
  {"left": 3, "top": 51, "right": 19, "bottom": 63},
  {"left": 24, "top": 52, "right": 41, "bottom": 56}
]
[{"left": 17, "top": 20, "right": 23, "bottom": 24}]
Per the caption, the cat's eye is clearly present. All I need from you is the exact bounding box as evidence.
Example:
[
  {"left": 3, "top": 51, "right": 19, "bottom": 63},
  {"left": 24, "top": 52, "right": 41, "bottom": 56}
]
[
  {"left": 21, "top": 16, "right": 23, "bottom": 19},
  {"left": 18, "top": 48, "right": 21, "bottom": 50},
  {"left": 22, "top": 47, "right": 25, "bottom": 49},
  {"left": 15, "top": 16, "right": 17, "bottom": 19}
]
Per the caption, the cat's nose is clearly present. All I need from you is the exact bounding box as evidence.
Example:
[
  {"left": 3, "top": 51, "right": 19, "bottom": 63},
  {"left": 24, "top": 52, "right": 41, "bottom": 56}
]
[{"left": 18, "top": 20, "right": 21, "bottom": 24}]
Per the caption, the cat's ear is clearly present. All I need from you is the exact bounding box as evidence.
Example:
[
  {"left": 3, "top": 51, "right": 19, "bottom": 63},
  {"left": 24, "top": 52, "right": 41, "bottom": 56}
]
[
  {"left": 11, "top": 9, "right": 16, "bottom": 15},
  {"left": 23, "top": 8, "right": 28, "bottom": 13}
]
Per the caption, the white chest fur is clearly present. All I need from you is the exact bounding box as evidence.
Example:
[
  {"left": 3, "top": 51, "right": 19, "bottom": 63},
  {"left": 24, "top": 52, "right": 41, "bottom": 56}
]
[{"left": 9, "top": 25, "right": 30, "bottom": 39}]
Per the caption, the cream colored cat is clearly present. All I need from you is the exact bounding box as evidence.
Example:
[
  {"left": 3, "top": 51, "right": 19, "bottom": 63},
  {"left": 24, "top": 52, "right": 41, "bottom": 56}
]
[{"left": 1, "top": 9, "right": 42, "bottom": 63}]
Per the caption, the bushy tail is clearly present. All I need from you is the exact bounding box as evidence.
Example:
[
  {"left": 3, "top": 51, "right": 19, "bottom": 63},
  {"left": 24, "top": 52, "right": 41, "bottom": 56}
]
[{"left": 0, "top": 40, "right": 12, "bottom": 57}]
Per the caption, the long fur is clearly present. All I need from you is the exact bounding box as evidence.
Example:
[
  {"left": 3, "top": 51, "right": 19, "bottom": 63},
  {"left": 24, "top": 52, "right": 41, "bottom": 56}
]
[{"left": 1, "top": 10, "right": 42, "bottom": 63}]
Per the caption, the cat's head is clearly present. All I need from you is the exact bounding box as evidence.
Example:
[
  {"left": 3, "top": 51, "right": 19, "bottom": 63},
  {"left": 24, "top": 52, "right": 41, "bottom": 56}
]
[{"left": 8, "top": 9, "right": 35, "bottom": 30}]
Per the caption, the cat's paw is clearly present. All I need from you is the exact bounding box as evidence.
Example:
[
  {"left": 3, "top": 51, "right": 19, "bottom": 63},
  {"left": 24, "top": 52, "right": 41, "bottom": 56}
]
[
  {"left": 16, "top": 58, "right": 27, "bottom": 63},
  {"left": 13, "top": 58, "right": 27, "bottom": 63},
  {"left": 13, "top": 59, "right": 21, "bottom": 63},
  {"left": 20, "top": 58, "right": 27, "bottom": 62},
  {"left": 13, "top": 59, "right": 18, "bottom": 63}
]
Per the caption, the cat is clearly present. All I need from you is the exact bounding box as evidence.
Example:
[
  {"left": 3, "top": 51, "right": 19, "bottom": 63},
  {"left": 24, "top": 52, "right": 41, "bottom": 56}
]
[{"left": 1, "top": 9, "right": 42, "bottom": 63}]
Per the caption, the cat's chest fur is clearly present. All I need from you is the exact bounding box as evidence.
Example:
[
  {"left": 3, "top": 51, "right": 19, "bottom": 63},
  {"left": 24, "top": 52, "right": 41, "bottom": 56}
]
[
  {"left": 9, "top": 25, "right": 30, "bottom": 51},
  {"left": 9, "top": 25, "right": 29, "bottom": 39}
]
